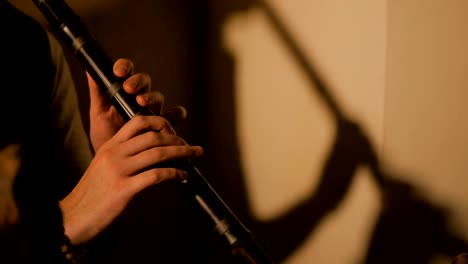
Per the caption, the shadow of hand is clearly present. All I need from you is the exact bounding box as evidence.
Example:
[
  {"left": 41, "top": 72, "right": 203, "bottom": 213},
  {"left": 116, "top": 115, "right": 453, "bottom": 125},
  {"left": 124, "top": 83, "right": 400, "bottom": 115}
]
[{"left": 312, "top": 119, "right": 373, "bottom": 207}]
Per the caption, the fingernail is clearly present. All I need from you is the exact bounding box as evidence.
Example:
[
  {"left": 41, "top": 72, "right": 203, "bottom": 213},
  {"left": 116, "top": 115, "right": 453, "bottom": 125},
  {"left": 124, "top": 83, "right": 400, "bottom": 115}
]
[
  {"left": 115, "top": 66, "right": 128, "bottom": 76},
  {"left": 127, "top": 80, "right": 138, "bottom": 90}
]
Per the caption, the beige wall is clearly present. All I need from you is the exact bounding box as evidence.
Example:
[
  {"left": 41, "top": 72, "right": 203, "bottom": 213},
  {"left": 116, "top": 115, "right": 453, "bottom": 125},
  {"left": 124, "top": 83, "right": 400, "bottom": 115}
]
[
  {"left": 224, "top": 0, "right": 386, "bottom": 263},
  {"left": 384, "top": 0, "right": 468, "bottom": 240},
  {"left": 225, "top": 0, "right": 468, "bottom": 263}
]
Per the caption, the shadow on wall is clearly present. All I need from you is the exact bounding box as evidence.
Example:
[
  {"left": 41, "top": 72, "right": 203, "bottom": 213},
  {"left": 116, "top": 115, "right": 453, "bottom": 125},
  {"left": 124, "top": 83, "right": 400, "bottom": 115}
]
[{"left": 200, "top": 1, "right": 468, "bottom": 263}]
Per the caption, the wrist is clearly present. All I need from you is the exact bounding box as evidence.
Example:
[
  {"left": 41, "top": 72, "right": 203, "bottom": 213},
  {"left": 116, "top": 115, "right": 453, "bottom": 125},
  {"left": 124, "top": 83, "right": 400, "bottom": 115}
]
[{"left": 59, "top": 196, "right": 92, "bottom": 245}]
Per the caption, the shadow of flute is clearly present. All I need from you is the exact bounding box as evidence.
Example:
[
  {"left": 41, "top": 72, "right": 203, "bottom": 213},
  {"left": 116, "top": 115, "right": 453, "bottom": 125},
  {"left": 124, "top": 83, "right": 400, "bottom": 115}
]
[{"left": 254, "top": 0, "right": 387, "bottom": 188}]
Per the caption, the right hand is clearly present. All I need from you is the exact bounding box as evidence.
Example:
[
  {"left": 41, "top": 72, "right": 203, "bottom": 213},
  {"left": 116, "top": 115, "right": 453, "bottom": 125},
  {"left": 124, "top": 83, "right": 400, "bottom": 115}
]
[
  {"left": 88, "top": 58, "right": 187, "bottom": 152},
  {"left": 59, "top": 114, "right": 203, "bottom": 245}
]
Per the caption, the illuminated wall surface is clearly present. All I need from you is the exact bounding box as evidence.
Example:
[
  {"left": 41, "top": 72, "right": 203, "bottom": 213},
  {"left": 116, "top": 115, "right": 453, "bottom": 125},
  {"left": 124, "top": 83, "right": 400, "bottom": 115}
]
[
  {"left": 225, "top": 1, "right": 385, "bottom": 263},
  {"left": 10, "top": 0, "right": 468, "bottom": 263}
]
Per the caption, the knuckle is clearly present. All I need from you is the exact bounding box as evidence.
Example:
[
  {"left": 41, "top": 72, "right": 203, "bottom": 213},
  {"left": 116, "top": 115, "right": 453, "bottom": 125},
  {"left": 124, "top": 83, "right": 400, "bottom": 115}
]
[
  {"left": 150, "top": 148, "right": 164, "bottom": 161},
  {"left": 132, "top": 115, "right": 147, "bottom": 126},
  {"left": 154, "top": 115, "right": 166, "bottom": 124},
  {"left": 152, "top": 116, "right": 169, "bottom": 131},
  {"left": 144, "top": 131, "right": 160, "bottom": 143},
  {"left": 168, "top": 134, "right": 184, "bottom": 145},
  {"left": 185, "top": 146, "right": 195, "bottom": 155},
  {"left": 148, "top": 170, "right": 162, "bottom": 184}
]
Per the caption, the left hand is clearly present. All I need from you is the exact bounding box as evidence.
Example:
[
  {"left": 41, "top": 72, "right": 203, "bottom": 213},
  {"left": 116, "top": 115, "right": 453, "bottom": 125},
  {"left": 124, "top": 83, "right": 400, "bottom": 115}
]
[
  {"left": 87, "top": 58, "right": 187, "bottom": 151},
  {"left": 60, "top": 114, "right": 203, "bottom": 244}
]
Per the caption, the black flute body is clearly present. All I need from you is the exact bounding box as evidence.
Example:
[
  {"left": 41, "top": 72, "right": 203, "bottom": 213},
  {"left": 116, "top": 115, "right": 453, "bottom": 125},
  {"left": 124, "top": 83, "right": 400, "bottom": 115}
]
[{"left": 32, "top": 0, "right": 273, "bottom": 263}]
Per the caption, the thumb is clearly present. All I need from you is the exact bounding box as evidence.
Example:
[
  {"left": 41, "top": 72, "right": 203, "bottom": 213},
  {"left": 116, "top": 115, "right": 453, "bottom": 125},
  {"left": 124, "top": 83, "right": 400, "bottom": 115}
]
[{"left": 87, "top": 72, "right": 110, "bottom": 113}]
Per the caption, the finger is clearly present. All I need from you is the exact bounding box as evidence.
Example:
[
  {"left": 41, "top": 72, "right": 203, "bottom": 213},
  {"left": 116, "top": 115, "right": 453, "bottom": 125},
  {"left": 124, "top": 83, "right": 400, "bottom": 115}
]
[
  {"left": 162, "top": 106, "right": 187, "bottom": 126},
  {"left": 121, "top": 131, "right": 186, "bottom": 157},
  {"left": 135, "top": 91, "right": 164, "bottom": 115},
  {"left": 123, "top": 72, "right": 151, "bottom": 95},
  {"left": 113, "top": 58, "right": 134, "bottom": 77},
  {"left": 126, "top": 168, "right": 188, "bottom": 195},
  {"left": 87, "top": 72, "right": 110, "bottom": 113},
  {"left": 113, "top": 115, "right": 175, "bottom": 142},
  {"left": 123, "top": 145, "right": 203, "bottom": 175}
]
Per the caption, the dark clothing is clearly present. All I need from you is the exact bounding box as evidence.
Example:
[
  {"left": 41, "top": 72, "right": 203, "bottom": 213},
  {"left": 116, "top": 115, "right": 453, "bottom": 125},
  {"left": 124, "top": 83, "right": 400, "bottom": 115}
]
[{"left": 0, "top": 1, "right": 92, "bottom": 263}]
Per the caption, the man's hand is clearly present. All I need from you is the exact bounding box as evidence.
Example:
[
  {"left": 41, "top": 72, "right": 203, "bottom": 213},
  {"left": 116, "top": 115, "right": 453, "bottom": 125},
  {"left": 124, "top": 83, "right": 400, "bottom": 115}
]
[
  {"left": 60, "top": 115, "right": 203, "bottom": 245},
  {"left": 88, "top": 58, "right": 187, "bottom": 151},
  {"left": 62, "top": 58, "right": 199, "bottom": 245}
]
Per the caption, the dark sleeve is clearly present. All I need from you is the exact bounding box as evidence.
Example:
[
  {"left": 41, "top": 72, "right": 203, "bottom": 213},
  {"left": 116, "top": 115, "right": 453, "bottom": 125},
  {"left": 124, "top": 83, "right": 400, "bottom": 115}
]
[
  {"left": 47, "top": 32, "right": 93, "bottom": 195},
  {"left": 0, "top": 3, "right": 76, "bottom": 263}
]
